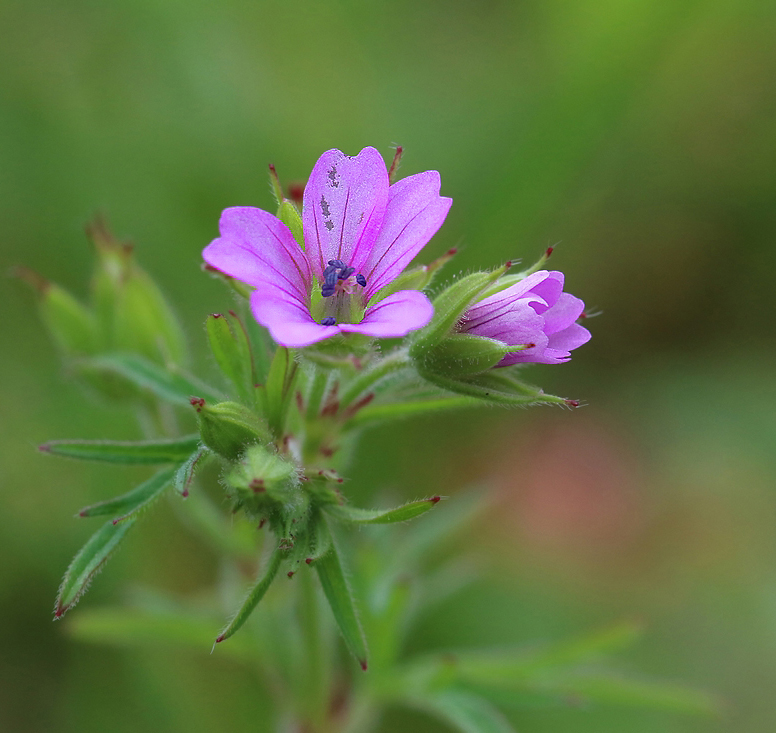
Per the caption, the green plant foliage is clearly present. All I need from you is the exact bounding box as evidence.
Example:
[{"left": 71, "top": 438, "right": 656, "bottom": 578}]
[
  {"left": 315, "top": 533, "right": 368, "bottom": 670},
  {"left": 40, "top": 436, "right": 200, "bottom": 464},
  {"left": 55, "top": 519, "right": 137, "bottom": 618},
  {"left": 77, "top": 466, "right": 177, "bottom": 521},
  {"left": 86, "top": 353, "right": 223, "bottom": 405},
  {"left": 324, "top": 496, "right": 442, "bottom": 524}
]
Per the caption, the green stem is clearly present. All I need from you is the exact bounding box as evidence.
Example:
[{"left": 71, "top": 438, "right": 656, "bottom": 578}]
[
  {"left": 298, "top": 565, "right": 330, "bottom": 732},
  {"left": 338, "top": 350, "right": 410, "bottom": 410},
  {"left": 306, "top": 368, "right": 329, "bottom": 421}
]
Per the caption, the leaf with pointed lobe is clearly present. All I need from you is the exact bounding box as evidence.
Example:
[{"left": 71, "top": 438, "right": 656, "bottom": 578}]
[
  {"left": 315, "top": 526, "right": 368, "bottom": 670},
  {"left": 55, "top": 518, "right": 136, "bottom": 618},
  {"left": 215, "top": 545, "right": 282, "bottom": 644},
  {"left": 77, "top": 466, "right": 176, "bottom": 521},
  {"left": 86, "top": 353, "right": 223, "bottom": 405},
  {"left": 323, "top": 496, "right": 443, "bottom": 524},
  {"left": 40, "top": 435, "right": 200, "bottom": 464}
]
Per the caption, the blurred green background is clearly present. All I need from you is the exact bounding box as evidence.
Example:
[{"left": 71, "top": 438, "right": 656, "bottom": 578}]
[{"left": 2, "top": 0, "right": 775, "bottom": 730}]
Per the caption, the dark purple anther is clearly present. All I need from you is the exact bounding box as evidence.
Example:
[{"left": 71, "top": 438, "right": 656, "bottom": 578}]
[
  {"left": 356, "top": 274, "right": 367, "bottom": 287},
  {"left": 321, "top": 317, "right": 336, "bottom": 326},
  {"left": 338, "top": 266, "right": 355, "bottom": 280},
  {"left": 328, "top": 259, "right": 345, "bottom": 268}
]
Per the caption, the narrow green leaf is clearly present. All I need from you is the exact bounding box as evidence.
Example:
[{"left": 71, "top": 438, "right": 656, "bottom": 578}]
[
  {"left": 315, "top": 529, "right": 368, "bottom": 670},
  {"left": 453, "top": 621, "right": 645, "bottom": 682},
  {"left": 215, "top": 546, "right": 282, "bottom": 644},
  {"left": 551, "top": 672, "right": 719, "bottom": 715},
  {"left": 68, "top": 608, "right": 255, "bottom": 662},
  {"left": 303, "top": 510, "right": 333, "bottom": 565},
  {"left": 174, "top": 447, "right": 211, "bottom": 497},
  {"left": 345, "top": 397, "right": 479, "bottom": 428},
  {"left": 417, "top": 690, "right": 517, "bottom": 733},
  {"left": 324, "top": 496, "right": 442, "bottom": 524},
  {"left": 77, "top": 466, "right": 176, "bottom": 521},
  {"left": 206, "top": 312, "right": 255, "bottom": 402},
  {"left": 264, "top": 346, "right": 297, "bottom": 436},
  {"left": 86, "top": 353, "right": 223, "bottom": 405},
  {"left": 40, "top": 435, "right": 200, "bottom": 464},
  {"left": 55, "top": 519, "right": 136, "bottom": 617}
]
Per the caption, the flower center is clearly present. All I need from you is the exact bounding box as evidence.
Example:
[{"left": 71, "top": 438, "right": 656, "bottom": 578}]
[{"left": 315, "top": 260, "right": 368, "bottom": 325}]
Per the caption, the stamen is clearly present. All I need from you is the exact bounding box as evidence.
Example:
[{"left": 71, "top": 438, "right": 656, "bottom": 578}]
[
  {"left": 321, "top": 317, "right": 336, "bottom": 326},
  {"left": 355, "top": 274, "right": 366, "bottom": 287},
  {"left": 328, "top": 259, "right": 345, "bottom": 268},
  {"left": 338, "top": 266, "right": 355, "bottom": 280}
]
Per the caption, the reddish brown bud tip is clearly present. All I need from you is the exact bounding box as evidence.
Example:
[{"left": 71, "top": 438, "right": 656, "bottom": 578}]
[
  {"left": 430, "top": 495, "right": 441, "bottom": 504},
  {"left": 78, "top": 510, "right": 88, "bottom": 517},
  {"left": 337, "top": 478, "right": 344, "bottom": 483},
  {"left": 189, "top": 397, "right": 206, "bottom": 412},
  {"left": 288, "top": 182, "right": 305, "bottom": 204},
  {"left": 565, "top": 399, "right": 580, "bottom": 408},
  {"left": 258, "top": 519, "right": 266, "bottom": 529},
  {"left": 305, "top": 558, "right": 312, "bottom": 565},
  {"left": 10, "top": 265, "right": 50, "bottom": 293},
  {"left": 268, "top": 163, "right": 277, "bottom": 174},
  {"left": 447, "top": 248, "right": 458, "bottom": 256},
  {"left": 287, "top": 571, "right": 295, "bottom": 579},
  {"left": 215, "top": 635, "right": 225, "bottom": 644},
  {"left": 505, "top": 260, "right": 513, "bottom": 269},
  {"left": 54, "top": 609, "right": 64, "bottom": 619},
  {"left": 181, "top": 489, "right": 189, "bottom": 498},
  {"left": 38, "top": 443, "right": 51, "bottom": 453},
  {"left": 546, "top": 246, "right": 554, "bottom": 257},
  {"left": 360, "top": 660, "right": 368, "bottom": 672},
  {"left": 211, "top": 313, "right": 222, "bottom": 319},
  {"left": 112, "top": 519, "right": 119, "bottom": 526}
]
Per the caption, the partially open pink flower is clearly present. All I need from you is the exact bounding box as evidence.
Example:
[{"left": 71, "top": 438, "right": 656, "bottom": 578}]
[
  {"left": 203, "top": 147, "right": 452, "bottom": 348},
  {"left": 460, "top": 270, "right": 591, "bottom": 365}
]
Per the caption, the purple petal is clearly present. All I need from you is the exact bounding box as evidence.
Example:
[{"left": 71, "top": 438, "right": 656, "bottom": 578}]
[
  {"left": 547, "top": 322, "right": 591, "bottom": 352},
  {"left": 507, "top": 348, "right": 571, "bottom": 365},
  {"left": 464, "top": 271, "right": 553, "bottom": 324},
  {"left": 542, "top": 293, "right": 585, "bottom": 335},
  {"left": 339, "top": 290, "right": 433, "bottom": 339},
  {"left": 302, "top": 147, "right": 389, "bottom": 279},
  {"left": 360, "top": 171, "right": 452, "bottom": 298},
  {"left": 250, "top": 283, "right": 338, "bottom": 348},
  {"left": 526, "top": 271, "right": 564, "bottom": 313},
  {"left": 203, "top": 207, "right": 312, "bottom": 301}
]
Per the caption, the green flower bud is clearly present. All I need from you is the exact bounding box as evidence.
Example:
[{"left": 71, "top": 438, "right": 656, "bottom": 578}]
[
  {"left": 278, "top": 200, "right": 304, "bottom": 249},
  {"left": 192, "top": 399, "right": 270, "bottom": 459},
  {"left": 206, "top": 312, "right": 255, "bottom": 402},
  {"left": 409, "top": 262, "right": 511, "bottom": 357},
  {"left": 226, "top": 444, "right": 307, "bottom": 532},
  {"left": 227, "top": 444, "right": 299, "bottom": 502},
  {"left": 88, "top": 217, "right": 187, "bottom": 366},
  {"left": 14, "top": 267, "right": 96, "bottom": 357},
  {"left": 415, "top": 333, "right": 512, "bottom": 379}
]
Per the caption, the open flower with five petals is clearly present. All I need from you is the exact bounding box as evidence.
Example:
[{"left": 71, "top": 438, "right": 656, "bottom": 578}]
[{"left": 203, "top": 147, "right": 452, "bottom": 348}]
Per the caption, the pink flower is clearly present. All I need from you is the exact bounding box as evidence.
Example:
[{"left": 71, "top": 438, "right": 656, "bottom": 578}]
[
  {"left": 460, "top": 270, "right": 591, "bottom": 365},
  {"left": 203, "top": 147, "right": 452, "bottom": 348}
]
